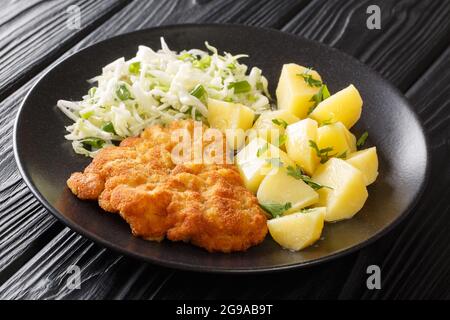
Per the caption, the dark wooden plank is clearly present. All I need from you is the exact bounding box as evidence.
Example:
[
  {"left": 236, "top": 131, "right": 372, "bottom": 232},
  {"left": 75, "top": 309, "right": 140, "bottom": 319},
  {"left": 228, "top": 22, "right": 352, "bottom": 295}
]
[
  {"left": 336, "top": 47, "right": 450, "bottom": 300},
  {"left": 0, "top": 228, "right": 173, "bottom": 299},
  {"left": 0, "top": 0, "right": 130, "bottom": 101},
  {"left": 283, "top": 0, "right": 450, "bottom": 91},
  {"left": 364, "top": 48, "right": 450, "bottom": 299},
  {"left": 0, "top": 0, "right": 311, "bottom": 295}
]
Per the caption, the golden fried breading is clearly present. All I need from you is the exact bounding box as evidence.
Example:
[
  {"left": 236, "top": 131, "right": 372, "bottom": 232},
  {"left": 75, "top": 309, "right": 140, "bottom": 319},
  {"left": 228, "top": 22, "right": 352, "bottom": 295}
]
[{"left": 67, "top": 120, "right": 267, "bottom": 252}]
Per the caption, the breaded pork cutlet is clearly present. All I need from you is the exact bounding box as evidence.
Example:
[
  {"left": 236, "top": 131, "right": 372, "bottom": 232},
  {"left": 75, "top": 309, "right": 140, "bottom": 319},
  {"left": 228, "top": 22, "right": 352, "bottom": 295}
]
[{"left": 67, "top": 120, "right": 268, "bottom": 252}]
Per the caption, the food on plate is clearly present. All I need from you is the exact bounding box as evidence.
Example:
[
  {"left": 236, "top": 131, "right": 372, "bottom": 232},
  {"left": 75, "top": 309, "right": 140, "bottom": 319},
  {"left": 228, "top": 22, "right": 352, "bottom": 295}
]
[
  {"left": 257, "top": 167, "right": 319, "bottom": 214},
  {"left": 235, "top": 138, "right": 295, "bottom": 193},
  {"left": 309, "top": 84, "right": 362, "bottom": 129},
  {"left": 285, "top": 118, "right": 320, "bottom": 175},
  {"left": 311, "top": 158, "right": 368, "bottom": 221},
  {"left": 267, "top": 207, "right": 325, "bottom": 251},
  {"left": 346, "top": 147, "right": 378, "bottom": 185},
  {"left": 251, "top": 109, "right": 299, "bottom": 143},
  {"left": 67, "top": 120, "right": 268, "bottom": 252},
  {"left": 59, "top": 41, "right": 379, "bottom": 253},
  {"left": 57, "top": 38, "right": 270, "bottom": 157},
  {"left": 316, "top": 121, "right": 356, "bottom": 159},
  {"left": 276, "top": 64, "right": 324, "bottom": 118},
  {"left": 207, "top": 98, "right": 255, "bottom": 149}
]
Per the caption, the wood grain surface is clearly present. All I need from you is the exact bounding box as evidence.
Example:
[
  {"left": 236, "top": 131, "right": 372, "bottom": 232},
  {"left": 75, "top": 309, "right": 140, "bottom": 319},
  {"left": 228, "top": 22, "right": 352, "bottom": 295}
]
[{"left": 0, "top": 0, "right": 448, "bottom": 299}]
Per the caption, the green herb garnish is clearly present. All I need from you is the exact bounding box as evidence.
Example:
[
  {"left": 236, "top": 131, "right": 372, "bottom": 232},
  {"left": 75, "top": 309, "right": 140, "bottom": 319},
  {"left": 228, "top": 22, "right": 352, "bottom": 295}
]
[
  {"left": 299, "top": 68, "right": 322, "bottom": 87},
  {"left": 116, "top": 84, "right": 131, "bottom": 101},
  {"left": 260, "top": 202, "right": 292, "bottom": 218},
  {"left": 308, "top": 84, "right": 330, "bottom": 114},
  {"left": 272, "top": 118, "right": 288, "bottom": 129},
  {"left": 357, "top": 131, "right": 369, "bottom": 149},
  {"left": 286, "top": 165, "right": 331, "bottom": 190},
  {"left": 178, "top": 52, "right": 194, "bottom": 61},
  {"left": 319, "top": 118, "right": 334, "bottom": 126},
  {"left": 336, "top": 151, "right": 347, "bottom": 159},
  {"left": 101, "top": 121, "right": 116, "bottom": 134},
  {"left": 278, "top": 134, "right": 287, "bottom": 147},
  {"left": 228, "top": 80, "right": 251, "bottom": 94},
  {"left": 81, "top": 138, "right": 105, "bottom": 150},
  {"left": 256, "top": 143, "right": 269, "bottom": 157},
  {"left": 128, "top": 62, "right": 141, "bottom": 75},
  {"left": 190, "top": 84, "right": 208, "bottom": 104},
  {"left": 309, "top": 140, "right": 334, "bottom": 164},
  {"left": 80, "top": 110, "right": 94, "bottom": 119},
  {"left": 227, "top": 62, "right": 236, "bottom": 70},
  {"left": 193, "top": 55, "right": 211, "bottom": 69}
]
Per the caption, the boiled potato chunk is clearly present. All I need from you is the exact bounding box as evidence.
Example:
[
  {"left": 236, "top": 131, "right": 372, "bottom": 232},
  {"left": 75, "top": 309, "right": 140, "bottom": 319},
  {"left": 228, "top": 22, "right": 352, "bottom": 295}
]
[
  {"left": 207, "top": 98, "right": 255, "bottom": 149},
  {"left": 252, "top": 109, "right": 299, "bottom": 144},
  {"left": 276, "top": 64, "right": 323, "bottom": 119},
  {"left": 312, "top": 158, "right": 368, "bottom": 222},
  {"left": 309, "top": 84, "right": 362, "bottom": 129},
  {"left": 257, "top": 167, "right": 319, "bottom": 213},
  {"left": 317, "top": 122, "right": 355, "bottom": 157},
  {"left": 236, "top": 138, "right": 295, "bottom": 192},
  {"left": 285, "top": 118, "right": 320, "bottom": 175},
  {"left": 267, "top": 207, "right": 325, "bottom": 251},
  {"left": 346, "top": 147, "right": 378, "bottom": 185}
]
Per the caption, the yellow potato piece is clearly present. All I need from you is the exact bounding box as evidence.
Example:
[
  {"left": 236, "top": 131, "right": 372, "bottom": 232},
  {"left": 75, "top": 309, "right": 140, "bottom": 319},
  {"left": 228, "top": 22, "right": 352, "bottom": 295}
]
[
  {"left": 252, "top": 109, "right": 299, "bottom": 144},
  {"left": 267, "top": 207, "right": 325, "bottom": 251},
  {"left": 236, "top": 138, "right": 295, "bottom": 192},
  {"left": 257, "top": 167, "right": 319, "bottom": 214},
  {"left": 317, "top": 122, "right": 355, "bottom": 157},
  {"left": 309, "top": 84, "right": 362, "bottom": 129},
  {"left": 207, "top": 98, "right": 255, "bottom": 149},
  {"left": 346, "top": 147, "right": 378, "bottom": 185},
  {"left": 285, "top": 118, "right": 320, "bottom": 175},
  {"left": 312, "top": 158, "right": 368, "bottom": 222},
  {"left": 276, "top": 64, "right": 323, "bottom": 119}
]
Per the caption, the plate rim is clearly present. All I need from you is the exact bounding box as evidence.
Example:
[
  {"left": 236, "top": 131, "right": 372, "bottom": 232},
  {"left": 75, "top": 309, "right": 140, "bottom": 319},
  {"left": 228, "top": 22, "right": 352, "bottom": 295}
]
[{"left": 13, "top": 23, "right": 431, "bottom": 274}]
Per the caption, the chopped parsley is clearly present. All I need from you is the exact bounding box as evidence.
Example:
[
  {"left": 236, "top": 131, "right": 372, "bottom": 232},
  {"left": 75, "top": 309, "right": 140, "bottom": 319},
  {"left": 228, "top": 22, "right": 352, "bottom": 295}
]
[
  {"left": 309, "top": 140, "right": 334, "bottom": 164},
  {"left": 308, "top": 84, "right": 330, "bottom": 114},
  {"left": 357, "top": 131, "right": 369, "bottom": 149},
  {"left": 256, "top": 143, "right": 269, "bottom": 157},
  {"left": 286, "top": 165, "right": 331, "bottom": 190},
  {"left": 298, "top": 68, "right": 323, "bottom": 87},
  {"left": 271, "top": 118, "right": 288, "bottom": 129},
  {"left": 260, "top": 202, "right": 292, "bottom": 218}
]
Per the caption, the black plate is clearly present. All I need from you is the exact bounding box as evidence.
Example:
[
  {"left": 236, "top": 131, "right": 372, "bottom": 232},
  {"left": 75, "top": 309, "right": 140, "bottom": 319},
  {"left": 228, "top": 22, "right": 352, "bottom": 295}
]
[{"left": 14, "top": 24, "right": 429, "bottom": 273}]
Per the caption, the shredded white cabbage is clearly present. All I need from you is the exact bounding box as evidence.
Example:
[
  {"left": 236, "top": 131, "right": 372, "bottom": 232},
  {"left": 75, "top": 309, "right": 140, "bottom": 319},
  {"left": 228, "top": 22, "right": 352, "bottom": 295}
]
[{"left": 57, "top": 38, "right": 271, "bottom": 157}]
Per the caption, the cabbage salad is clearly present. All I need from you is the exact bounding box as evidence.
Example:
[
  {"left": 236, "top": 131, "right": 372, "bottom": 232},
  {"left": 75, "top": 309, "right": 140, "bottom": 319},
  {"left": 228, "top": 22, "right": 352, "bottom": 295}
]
[{"left": 57, "top": 38, "right": 271, "bottom": 157}]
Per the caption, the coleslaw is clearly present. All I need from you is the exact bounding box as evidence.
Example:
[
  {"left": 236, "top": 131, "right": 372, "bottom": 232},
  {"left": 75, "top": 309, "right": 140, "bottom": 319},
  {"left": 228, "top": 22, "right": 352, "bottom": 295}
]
[{"left": 57, "top": 38, "right": 271, "bottom": 156}]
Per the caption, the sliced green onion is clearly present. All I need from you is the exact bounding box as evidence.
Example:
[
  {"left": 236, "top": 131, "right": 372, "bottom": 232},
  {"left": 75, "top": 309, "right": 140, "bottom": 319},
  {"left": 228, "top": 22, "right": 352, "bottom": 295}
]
[
  {"left": 128, "top": 62, "right": 141, "bottom": 75},
  {"left": 101, "top": 121, "right": 116, "bottom": 134},
  {"left": 80, "top": 110, "right": 94, "bottom": 119},
  {"left": 193, "top": 55, "right": 211, "bottom": 69},
  {"left": 178, "top": 53, "right": 194, "bottom": 61},
  {"left": 81, "top": 138, "right": 105, "bottom": 150},
  {"left": 228, "top": 80, "right": 251, "bottom": 94},
  {"left": 116, "top": 84, "right": 131, "bottom": 101},
  {"left": 190, "top": 84, "right": 207, "bottom": 104}
]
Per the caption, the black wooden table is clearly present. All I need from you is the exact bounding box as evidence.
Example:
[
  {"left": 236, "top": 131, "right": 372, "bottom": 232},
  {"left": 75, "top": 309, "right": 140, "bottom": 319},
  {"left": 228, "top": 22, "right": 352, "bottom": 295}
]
[{"left": 0, "top": 0, "right": 448, "bottom": 300}]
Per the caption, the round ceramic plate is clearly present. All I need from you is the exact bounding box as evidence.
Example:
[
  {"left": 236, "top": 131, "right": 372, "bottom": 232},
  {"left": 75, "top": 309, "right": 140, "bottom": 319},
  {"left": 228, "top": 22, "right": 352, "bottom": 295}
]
[{"left": 14, "top": 24, "right": 429, "bottom": 273}]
